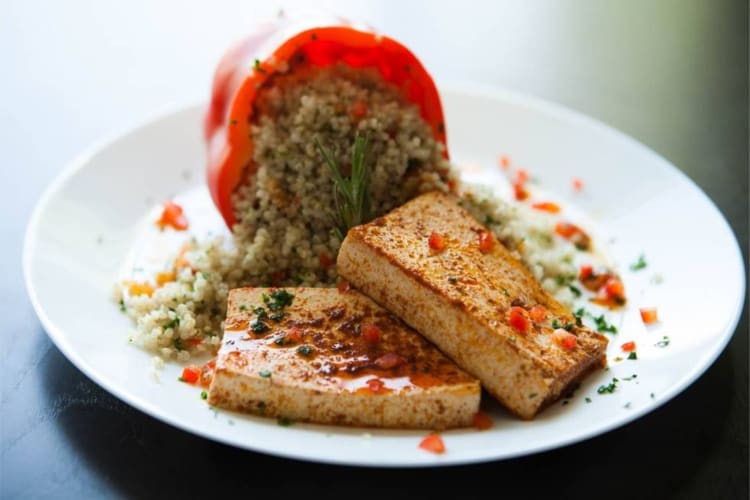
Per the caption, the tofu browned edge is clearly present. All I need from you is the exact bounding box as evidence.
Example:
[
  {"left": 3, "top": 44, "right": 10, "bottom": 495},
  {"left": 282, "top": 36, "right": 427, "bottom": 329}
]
[
  {"left": 337, "top": 191, "right": 609, "bottom": 420},
  {"left": 207, "top": 287, "right": 481, "bottom": 429}
]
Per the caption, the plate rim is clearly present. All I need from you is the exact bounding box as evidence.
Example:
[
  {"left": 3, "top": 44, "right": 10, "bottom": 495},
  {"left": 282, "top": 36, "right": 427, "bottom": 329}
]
[{"left": 23, "top": 82, "right": 746, "bottom": 467}]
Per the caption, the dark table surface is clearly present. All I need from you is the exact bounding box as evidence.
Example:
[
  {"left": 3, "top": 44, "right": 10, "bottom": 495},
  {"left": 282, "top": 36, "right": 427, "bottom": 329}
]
[{"left": 1, "top": 1, "right": 747, "bottom": 498}]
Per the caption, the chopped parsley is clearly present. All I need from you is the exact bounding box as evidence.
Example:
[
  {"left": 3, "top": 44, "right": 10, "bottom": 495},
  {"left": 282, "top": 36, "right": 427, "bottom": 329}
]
[
  {"left": 238, "top": 304, "right": 247, "bottom": 311},
  {"left": 585, "top": 397, "right": 592, "bottom": 403},
  {"left": 568, "top": 285, "right": 582, "bottom": 298},
  {"left": 597, "top": 378, "right": 619, "bottom": 394},
  {"left": 655, "top": 336, "right": 670, "bottom": 348},
  {"left": 629, "top": 254, "right": 647, "bottom": 271},
  {"left": 269, "top": 312, "right": 285, "bottom": 322},
  {"left": 627, "top": 352, "right": 638, "bottom": 360},
  {"left": 593, "top": 314, "right": 617, "bottom": 333},
  {"left": 263, "top": 289, "right": 295, "bottom": 311},
  {"left": 297, "top": 345, "right": 313, "bottom": 357},
  {"left": 259, "top": 370, "right": 272, "bottom": 378},
  {"left": 252, "top": 306, "right": 268, "bottom": 319},
  {"left": 551, "top": 319, "right": 574, "bottom": 331},
  {"left": 173, "top": 338, "right": 184, "bottom": 351},
  {"left": 277, "top": 417, "right": 295, "bottom": 427},
  {"left": 484, "top": 214, "right": 497, "bottom": 226},
  {"left": 200, "top": 391, "right": 208, "bottom": 400},
  {"left": 622, "top": 374, "right": 638, "bottom": 381},
  {"left": 447, "top": 276, "right": 458, "bottom": 284},
  {"left": 250, "top": 318, "right": 270, "bottom": 334},
  {"left": 165, "top": 317, "right": 180, "bottom": 329},
  {"left": 119, "top": 299, "right": 126, "bottom": 312},
  {"left": 528, "top": 392, "right": 538, "bottom": 399},
  {"left": 253, "top": 58, "right": 266, "bottom": 73}
]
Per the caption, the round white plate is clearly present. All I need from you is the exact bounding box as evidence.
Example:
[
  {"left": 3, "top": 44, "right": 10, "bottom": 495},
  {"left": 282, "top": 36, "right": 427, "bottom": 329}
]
[{"left": 24, "top": 85, "right": 745, "bottom": 467}]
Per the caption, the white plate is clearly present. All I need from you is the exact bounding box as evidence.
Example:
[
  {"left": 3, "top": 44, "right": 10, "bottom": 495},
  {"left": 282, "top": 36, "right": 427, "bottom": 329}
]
[{"left": 24, "top": 84, "right": 745, "bottom": 467}]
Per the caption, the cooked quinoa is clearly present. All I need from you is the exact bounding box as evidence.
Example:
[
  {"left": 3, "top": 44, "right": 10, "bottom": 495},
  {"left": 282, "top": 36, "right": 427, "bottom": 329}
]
[{"left": 117, "top": 65, "right": 577, "bottom": 361}]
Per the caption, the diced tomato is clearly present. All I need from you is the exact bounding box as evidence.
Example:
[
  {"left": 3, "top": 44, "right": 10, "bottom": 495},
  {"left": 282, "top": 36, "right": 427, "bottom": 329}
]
[
  {"left": 337, "top": 280, "right": 351, "bottom": 293},
  {"left": 286, "top": 327, "right": 303, "bottom": 343},
  {"left": 515, "top": 169, "right": 529, "bottom": 184},
  {"left": 319, "top": 252, "right": 332, "bottom": 270},
  {"left": 531, "top": 201, "right": 561, "bottom": 214},
  {"left": 552, "top": 329, "right": 577, "bottom": 350},
  {"left": 362, "top": 323, "right": 381, "bottom": 343},
  {"left": 181, "top": 366, "right": 201, "bottom": 384},
  {"left": 186, "top": 338, "right": 203, "bottom": 346},
  {"left": 604, "top": 277, "right": 625, "bottom": 301},
  {"left": 473, "top": 412, "right": 493, "bottom": 430},
  {"left": 128, "top": 282, "right": 154, "bottom": 297},
  {"left": 529, "top": 305, "right": 548, "bottom": 323},
  {"left": 578, "top": 264, "right": 593, "bottom": 281},
  {"left": 477, "top": 230, "right": 494, "bottom": 253},
  {"left": 366, "top": 378, "right": 385, "bottom": 393},
  {"left": 428, "top": 231, "right": 447, "bottom": 251},
  {"left": 156, "top": 201, "right": 189, "bottom": 231},
  {"left": 374, "top": 353, "right": 407, "bottom": 370},
  {"left": 350, "top": 100, "right": 368, "bottom": 119},
  {"left": 499, "top": 155, "right": 511, "bottom": 169},
  {"left": 155, "top": 271, "right": 176, "bottom": 287},
  {"left": 508, "top": 307, "right": 530, "bottom": 333},
  {"left": 621, "top": 341, "right": 636, "bottom": 352},
  {"left": 640, "top": 307, "right": 658, "bottom": 325},
  {"left": 572, "top": 177, "right": 584, "bottom": 191},
  {"left": 513, "top": 182, "right": 529, "bottom": 201},
  {"left": 554, "top": 221, "right": 591, "bottom": 251},
  {"left": 418, "top": 433, "right": 446, "bottom": 454}
]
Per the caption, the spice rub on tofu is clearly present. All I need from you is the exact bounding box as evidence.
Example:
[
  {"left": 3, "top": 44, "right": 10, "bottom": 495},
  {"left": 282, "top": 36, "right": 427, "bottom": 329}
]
[
  {"left": 337, "top": 191, "right": 608, "bottom": 420},
  {"left": 207, "top": 287, "right": 480, "bottom": 429}
]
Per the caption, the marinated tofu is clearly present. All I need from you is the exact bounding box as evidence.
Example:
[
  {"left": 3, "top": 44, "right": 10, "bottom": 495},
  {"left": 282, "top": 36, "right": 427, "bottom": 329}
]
[
  {"left": 207, "top": 287, "right": 480, "bottom": 429},
  {"left": 337, "top": 191, "right": 608, "bottom": 419}
]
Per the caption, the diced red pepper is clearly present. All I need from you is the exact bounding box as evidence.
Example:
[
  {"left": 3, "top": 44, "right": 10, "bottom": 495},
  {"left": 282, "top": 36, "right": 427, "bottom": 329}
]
[
  {"left": 531, "top": 201, "right": 561, "bottom": 214},
  {"left": 578, "top": 264, "right": 593, "bottom": 281},
  {"left": 529, "top": 305, "right": 548, "bottom": 323},
  {"left": 515, "top": 169, "right": 529, "bottom": 184},
  {"left": 186, "top": 338, "right": 203, "bottom": 346},
  {"left": 428, "top": 231, "right": 447, "bottom": 251},
  {"left": 181, "top": 366, "right": 201, "bottom": 384},
  {"left": 374, "top": 353, "right": 407, "bottom": 370},
  {"left": 513, "top": 182, "right": 529, "bottom": 201},
  {"left": 572, "top": 177, "right": 584, "bottom": 191},
  {"left": 350, "top": 100, "right": 368, "bottom": 119},
  {"left": 366, "top": 378, "right": 385, "bottom": 393},
  {"left": 621, "top": 341, "right": 636, "bottom": 352},
  {"left": 499, "top": 155, "right": 511, "bottom": 169},
  {"left": 640, "top": 307, "right": 658, "bottom": 325},
  {"left": 508, "top": 307, "right": 530, "bottom": 333},
  {"left": 362, "top": 323, "right": 381, "bottom": 343},
  {"left": 337, "top": 280, "right": 351, "bottom": 293},
  {"left": 552, "top": 330, "right": 577, "bottom": 350},
  {"left": 319, "top": 252, "right": 332, "bottom": 270},
  {"left": 156, "top": 201, "right": 189, "bottom": 231},
  {"left": 554, "top": 221, "right": 591, "bottom": 251},
  {"left": 418, "top": 433, "right": 445, "bottom": 454},
  {"left": 473, "top": 412, "right": 493, "bottom": 430},
  {"left": 286, "top": 327, "right": 302, "bottom": 343},
  {"left": 604, "top": 277, "right": 625, "bottom": 301},
  {"left": 477, "top": 230, "right": 494, "bottom": 253}
]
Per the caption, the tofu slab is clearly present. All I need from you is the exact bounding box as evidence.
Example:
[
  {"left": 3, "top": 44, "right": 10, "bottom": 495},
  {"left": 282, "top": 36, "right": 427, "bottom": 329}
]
[
  {"left": 337, "top": 191, "right": 608, "bottom": 419},
  {"left": 208, "top": 287, "right": 480, "bottom": 429}
]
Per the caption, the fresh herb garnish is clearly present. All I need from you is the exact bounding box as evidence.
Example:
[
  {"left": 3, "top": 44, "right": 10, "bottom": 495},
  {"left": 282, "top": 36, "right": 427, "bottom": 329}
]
[
  {"left": 277, "top": 417, "right": 295, "bottom": 427},
  {"left": 239, "top": 304, "right": 247, "bottom": 311},
  {"left": 593, "top": 314, "right": 617, "bottom": 333},
  {"left": 585, "top": 397, "right": 592, "bottom": 403},
  {"left": 568, "top": 285, "right": 582, "bottom": 297},
  {"left": 655, "top": 336, "right": 670, "bottom": 348},
  {"left": 200, "top": 390, "right": 208, "bottom": 400},
  {"left": 297, "top": 345, "right": 313, "bottom": 357},
  {"left": 551, "top": 319, "right": 561, "bottom": 329},
  {"left": 119, "top": 299, "right": 126, "bottom": 312},
  {"left": 263, "top": 289, "right": 295, "bottom": 311},
  {"left": 165, "top": 317, "right": 180, "bottom": 329},
  {"left": 253, "top": 58, "right": 266, "bottom": 74},
  {"left": 316, "top": 133, "right": 371, "bottom": 239},
  {"left": 447, "top": 276, "right": 458, "bottom": 284},
  {"left": 622, "top": 374, "right": 638, "bottom": 381},
  {"left": 630, "top": 254, "right": 647, "bottom": 271},
  {"left": 627, "top": 352, "right": 638, "bottom": 360},
  {"left": 252, "top": 306, "right": 268, "bottom": 319},
  {"left": 173, "top": 338, "right": 184, "bottom": 351},
  {"left": 269, "top": 312, "right": 285, "bottom": 322},
  {"left": 250, "top": 318, "right": 270, "bottom": 334},
  {"left": 528, "top": 392, "right": 538, "bottom": 399},
  {"left": 259, "top": 370, "right": 272, "bottom": 378},
  {"left": 597, "top": 378, "right": 619, "bottom": 394},
  {"left": 484, "top": 214, "right": 497, "bottom": 226}
]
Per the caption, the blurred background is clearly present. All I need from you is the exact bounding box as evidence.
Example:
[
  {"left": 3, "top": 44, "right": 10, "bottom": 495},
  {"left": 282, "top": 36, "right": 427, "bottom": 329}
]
[{"left": 1, "top": 1, "right": 746, "bottom": 497}]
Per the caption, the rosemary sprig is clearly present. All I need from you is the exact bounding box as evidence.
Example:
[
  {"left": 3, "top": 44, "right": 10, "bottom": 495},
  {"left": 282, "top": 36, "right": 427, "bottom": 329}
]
[{"left": 315, "top": 133, "right": 371, "bottom": 239}]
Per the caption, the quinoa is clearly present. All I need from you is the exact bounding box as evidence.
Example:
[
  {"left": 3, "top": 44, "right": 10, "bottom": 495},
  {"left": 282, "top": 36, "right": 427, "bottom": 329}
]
[{"left": 118, "top": 65, "right": 579, "bottom": 361}]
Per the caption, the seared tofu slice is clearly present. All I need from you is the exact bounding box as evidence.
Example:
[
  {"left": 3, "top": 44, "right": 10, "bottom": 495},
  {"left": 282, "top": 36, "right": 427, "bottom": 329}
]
[
  {"left": 337, "top": 191, "right": 608, "bottom": 420},
  {"left": 208, "top": 287, "right": 480, "bottom": 429}
]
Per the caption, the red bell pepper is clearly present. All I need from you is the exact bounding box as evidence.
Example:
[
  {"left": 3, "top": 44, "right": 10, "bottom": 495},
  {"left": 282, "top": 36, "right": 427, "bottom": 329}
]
[{"left": 204, "top": 16, "right": 448, "bottom": 228}]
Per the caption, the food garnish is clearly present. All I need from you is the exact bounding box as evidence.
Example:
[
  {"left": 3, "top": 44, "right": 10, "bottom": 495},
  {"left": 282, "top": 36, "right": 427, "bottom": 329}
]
[
  {"left": 418, "top": 433, "right": 446, "bottom": 454},
  {"left": 640, "top": 307, "right": 658, "bottom": 324},
  {"left": 156, "top": 201, "right": 189, "bottom": 231}
]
